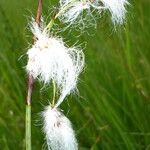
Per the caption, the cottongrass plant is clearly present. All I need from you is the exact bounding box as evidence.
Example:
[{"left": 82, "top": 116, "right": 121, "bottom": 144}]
[{"left": 25, "top": 0, "right": 129, "bottom": 149}]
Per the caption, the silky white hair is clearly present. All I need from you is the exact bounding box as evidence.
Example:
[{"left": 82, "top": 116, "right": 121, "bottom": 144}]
[
  {"left": 101, "top": 0, "right": 128, "bottom": 24},
  {"left": 42, "top": 106, "right": 78, "bottom": 150},
  {"left": 26, "top": 21, "right": 84, "bottom": 107},
  {"left": 59, "top": 0, "right": 128, "bottom": 25}
]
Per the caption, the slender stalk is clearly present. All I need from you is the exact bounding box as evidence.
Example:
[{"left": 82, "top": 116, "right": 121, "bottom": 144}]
[
  {"left": 25, "top": 0, "right": 43, "bottom": 150},
  {"left": 25, "top": 105, "right": 31, "bottom": 150},
  {"left": 54, "top": 0, "right": 77, "bottom": 19},
  {"left": 25, "top": 75, "right": 33, "bottom": 150},
  {"left": 52, "top": 80, "right": 56, "bottom": 107},
  {"left": 43, "top": 18, "right": 55, "bottom": 33},
  {"left": 43, "top": 0, "right": 77, "bottom": 32}
]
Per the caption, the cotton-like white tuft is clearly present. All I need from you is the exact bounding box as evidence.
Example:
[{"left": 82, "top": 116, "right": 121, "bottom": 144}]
[
  {"left": 101, "top": 0, "right": 128, "bottom": 24},
  {"left": 42, "top": 106, "right": 78, "bottom": 150},
  {"left": 58, "top": 0, "right": 128, "bottom": 25},
  {"left": 26, "top": 22, "right": 84, "bottom": 107}
]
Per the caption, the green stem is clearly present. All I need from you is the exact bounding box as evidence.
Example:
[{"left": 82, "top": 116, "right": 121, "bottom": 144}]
[
  {"left": 25, "top": 74, "right": 33, "bottom": 150},
  {"left": 43, "top": 0, "right": 77, "bottom": 32},
  {"left": 25, "top": 105, "right": 31, "bottom": 150},
  {"left": 54, "top": 0, "right": 77, "bottom": 19},
  {"left": 52, "top": 80, "right": 56, "bottom": 107},
  {"left": 43, "top": 18, "right": 55, "bottom": 33}
]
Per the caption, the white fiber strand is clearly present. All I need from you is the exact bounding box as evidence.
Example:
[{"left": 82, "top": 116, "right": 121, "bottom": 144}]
[
  {"left": 42, "top": 106, "right": 78, "bottom": 150},
  {"left": 101, "top": 0, "right": 128, "bottom": 24}
]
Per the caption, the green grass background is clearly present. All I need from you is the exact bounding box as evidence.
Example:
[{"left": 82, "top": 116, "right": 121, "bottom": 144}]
[{"left": 0, "top": 0, "right": 150, "bottom": 149}]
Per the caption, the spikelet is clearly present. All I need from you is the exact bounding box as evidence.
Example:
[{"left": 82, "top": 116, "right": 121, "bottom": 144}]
[
  {"left": 26, "top": 21, "right": 84, "bottom": 107},
  {"left": 42, "top": 106, "right": 78, "bottom": 150}
]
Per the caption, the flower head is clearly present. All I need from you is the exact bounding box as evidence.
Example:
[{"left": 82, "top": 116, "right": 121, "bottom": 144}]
[
  {"left": 26, "top": 21, "right": 84, "bottom": 107},
  {"left": 42, "top": 106, "right": 78, "bottom": 150}
]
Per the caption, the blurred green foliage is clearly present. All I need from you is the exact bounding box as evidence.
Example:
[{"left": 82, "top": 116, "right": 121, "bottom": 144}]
[{"left": 0, "top": 0, "right": 150, "bottom": 149}]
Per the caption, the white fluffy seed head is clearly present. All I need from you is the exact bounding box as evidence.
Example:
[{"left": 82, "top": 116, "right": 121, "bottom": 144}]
[
  {"left": 59, "top": 0, "right": 128, "bottom": 25},
  {"left": 26, "top": 22, "right": 84, "bottom": 107},
  {"left": 42, "top": 106, "right": 78, "bottom": 150}
]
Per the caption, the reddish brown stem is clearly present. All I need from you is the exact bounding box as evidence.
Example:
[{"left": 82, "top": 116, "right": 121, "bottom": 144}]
[
  {"left": 26, "top": 74, "right": 34, "bottom": 106},
  {"left": 35, "top": 0, "right": 43, "bottom": 25},
  {"left": 26, "top": 0, "right": 43, "bottom": 106}
]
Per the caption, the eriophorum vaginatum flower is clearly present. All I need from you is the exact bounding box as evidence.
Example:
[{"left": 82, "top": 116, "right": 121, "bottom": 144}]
[
  {"left": 26, "top": 21, "right": 84, "bottom": 107},
  {"left": 42, "top": 106, "right": 78, "bottom": 150},
  {"left": 59, "top": 0, "right": 129, "bottom": 25}
]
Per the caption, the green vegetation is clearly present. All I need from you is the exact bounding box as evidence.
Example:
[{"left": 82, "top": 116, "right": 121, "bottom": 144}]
[{"left": 0, "top": 0, "right": 150, "bottom": 149}]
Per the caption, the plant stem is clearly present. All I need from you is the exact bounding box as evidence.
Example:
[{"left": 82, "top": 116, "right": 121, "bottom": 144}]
[
  {"left": 25, "top": 105, "right": 31, "bottom": 150},
  {"left": 43, "top": 18, "right": 55, "bottom": 33},
  {"left": 25, "top": 0, "right": 43, "bottom": 150},
  {"left": 44, "top": 0, "right": 77, "bottom": 32},
  {"left": 25, "top": 75, "right": 33, "bottom": 150},
  {"left": 52, "top": 80, "right": 56, "bottom": 107},
  {"left": 55, "top": 0, "right": 77, "bottom": 19}
]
